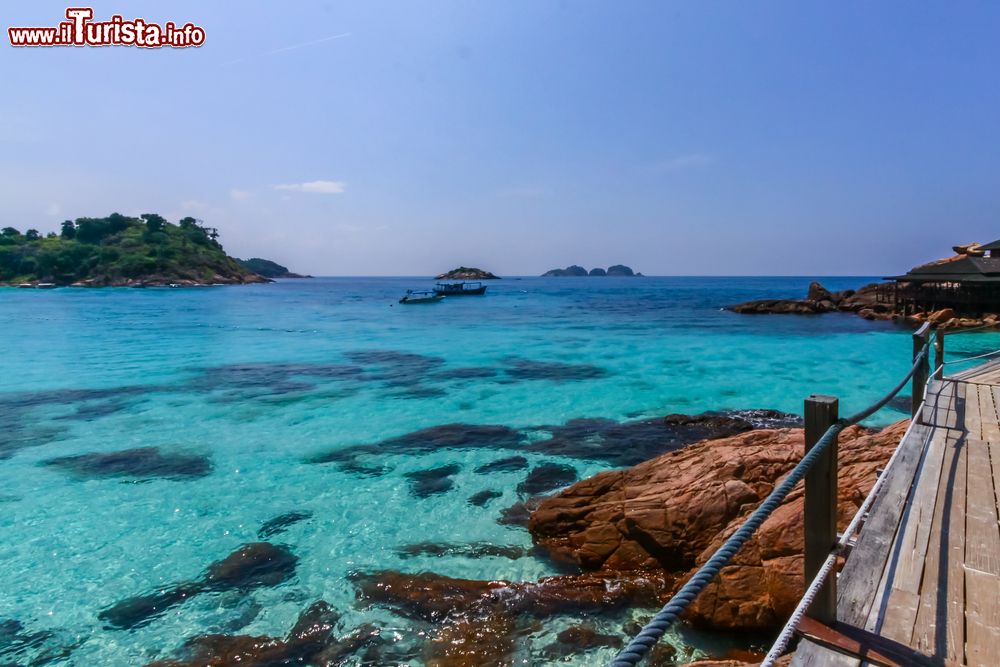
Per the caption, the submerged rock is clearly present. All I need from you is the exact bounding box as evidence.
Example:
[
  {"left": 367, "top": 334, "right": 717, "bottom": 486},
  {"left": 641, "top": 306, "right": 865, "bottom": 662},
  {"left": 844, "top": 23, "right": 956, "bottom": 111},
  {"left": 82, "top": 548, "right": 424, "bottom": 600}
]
[
  {"left": 257, "top": 511, "right": 313, "bottom": 539},
  {"left": 100, "top": 543, "right": 298, "bottom": 630},
  {"left": 540, "top": 623, "right": 623, "bottom": 659},
  {"left": 529, "top": 421, "right": 907, "bottom": 630},
  {"left": 146, "top": 600, "right": 381, "bottom": 667},
  {"left": 352, "top": 569, "right": 668, "bottom": 666},
  {"left": 474, "top": 456, "right": 529, "bottom": 474},
  {"left": 42, "top": 447, "right": 212, "bottom": 481},
  {"left": 517, "top": 463, "right": 578, "bottom": 495},
  {"left": 404, "top": 464, "right": 461, "bottom": 498},
  {"left": 396, "top": 542, "right": 528, "bottom": 560},
  {"left": 467, "top": 489, "right": 503, "bottom": 507}
]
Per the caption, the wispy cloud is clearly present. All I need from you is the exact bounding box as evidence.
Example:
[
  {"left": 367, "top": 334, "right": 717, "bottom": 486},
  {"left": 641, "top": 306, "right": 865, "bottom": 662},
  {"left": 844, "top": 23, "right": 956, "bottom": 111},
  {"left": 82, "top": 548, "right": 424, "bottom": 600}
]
[
  {"left": 45, "top": 202, "right": 62, "bottom": 217},
  {"left": 274, "top": 180, "right": 346, "bottom": 195},
  {"left": 225, "top": 32, "right": 351, "bottom": 65},
  {"left": 650, "top": 153, "right": 713, "bottom": 172},
  {"left": 229, "top": 189, "right": 253, "bottom": 201}
]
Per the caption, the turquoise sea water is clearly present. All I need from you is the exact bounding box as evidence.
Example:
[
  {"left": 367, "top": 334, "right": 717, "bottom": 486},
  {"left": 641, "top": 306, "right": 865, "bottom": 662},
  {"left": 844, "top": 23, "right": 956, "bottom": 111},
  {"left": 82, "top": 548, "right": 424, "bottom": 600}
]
[{"left": 2, "top": 277, "right": 997, "bottom": 666}]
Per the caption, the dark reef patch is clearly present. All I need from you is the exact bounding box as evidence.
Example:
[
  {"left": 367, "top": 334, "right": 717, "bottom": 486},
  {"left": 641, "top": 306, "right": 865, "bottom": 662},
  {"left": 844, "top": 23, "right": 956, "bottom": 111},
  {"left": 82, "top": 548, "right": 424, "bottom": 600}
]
[
  {"left": 501, "top": 357, "right": 608, "bottom": 381},
  {"left": 0, "top": 413, "right": 67, "bottom": 460},
  {"left": 0, "top": 618, "right": 77, "bottom": 666},
  {"left": 526, "top": 409, "right": 801, "bottom": 466},
  {"left": 344, "top": 350, "right": 446, "bottom": 388},
  {"left": 468, "top": 489, "right": 502, "bottom": 507},
  {"left": 258, "top": 511, "right": 313, "bottom": 539},
  {"left": 42, "top": 447, "right": 212, "bottom": 481},
  {"left": 434, "top": 367, "right": 498, "bottom": 380},
  {"left": 404, "top": 464, "right": 461, "bottom": 498},
  {"left": 517, "top": 463, "right": 578, "bottom": 495},
  {"left": 310, "top": 423, "right": 524, "bottom": 471},
  {"left": 474, "top": 455, "right": 529, "bottom": 474},
  {"left": 99, "top": 542, "right": 298, "bottom": 630},
  {"left": 54, "top": 397, "right": 134, "bottom": 421},
  {"left": 396, "top": 542, "right": 528, "bottom": 560}
]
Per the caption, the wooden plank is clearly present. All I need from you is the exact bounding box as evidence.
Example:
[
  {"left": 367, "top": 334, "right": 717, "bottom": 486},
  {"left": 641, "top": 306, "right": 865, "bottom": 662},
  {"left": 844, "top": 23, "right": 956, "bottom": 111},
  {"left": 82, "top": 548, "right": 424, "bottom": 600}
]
[
  {"left": 923, "top": 379, "right": 957, "bottom": 429},
  {"left": 965, "top": 439, "right": 1000, "bottom": 576},
  {"left": 965, "top": 568, "right": 1000, "bottom": 667},
  {"left": 790, "top": 639, "right": 861, "bottom": 666},
  {"left": 870, "top": 428, "right": 951, "bottom": 643},
  {"left": 962, "top": 382, "right": 983, "bottom": 440},
  {"left": 798, "top": 616, "right": 944, "bottom": 666},
  {"left": 977, "top": 385, "right": 1000, "bottom": 440},
  {"left": 912, "top": 433, "right": 967, "bottom": 663},
  {"left": 965, "top": 437, "right": 1000, "bottom": 665},
  {"left": 990, "top": 440, "right": 1000, "bottom": 530},
  {"left": 836, "top": 424, "right": 931, "bottom": 625}
]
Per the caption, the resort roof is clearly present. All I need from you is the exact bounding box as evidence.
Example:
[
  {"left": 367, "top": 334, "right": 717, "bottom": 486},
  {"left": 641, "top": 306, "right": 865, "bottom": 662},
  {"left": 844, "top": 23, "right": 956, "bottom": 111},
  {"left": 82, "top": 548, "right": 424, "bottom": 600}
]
[
  {"left": 977, "top": 238, "right": 1000, "bottom": 252},
  {"left": 886, "top": 255, "right": 1000, "bottom": 282}
]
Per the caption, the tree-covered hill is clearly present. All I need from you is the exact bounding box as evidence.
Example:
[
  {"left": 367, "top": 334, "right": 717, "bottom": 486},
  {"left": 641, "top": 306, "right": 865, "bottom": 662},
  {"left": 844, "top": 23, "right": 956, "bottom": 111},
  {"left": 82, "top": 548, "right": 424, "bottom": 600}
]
[
  {"left": 236, "top": 257, "right": 308, "bottom": 279},
  {"left": 0, "top": 213, "right": 268, "bottom": 286}
]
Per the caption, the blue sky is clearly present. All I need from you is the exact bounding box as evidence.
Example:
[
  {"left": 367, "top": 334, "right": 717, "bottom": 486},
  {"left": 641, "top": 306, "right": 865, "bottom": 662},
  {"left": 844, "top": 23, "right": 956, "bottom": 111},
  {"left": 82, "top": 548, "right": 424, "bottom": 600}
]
[{"left": 2, "top": 1, "right": 999, "bottom": 276}]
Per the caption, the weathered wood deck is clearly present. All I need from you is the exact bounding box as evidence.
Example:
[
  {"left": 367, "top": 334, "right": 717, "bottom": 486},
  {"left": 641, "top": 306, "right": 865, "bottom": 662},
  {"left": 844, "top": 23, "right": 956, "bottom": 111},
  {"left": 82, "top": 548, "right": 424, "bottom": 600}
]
[{"left": 793, "top": 361, "right": 1000, "bottom": 666}]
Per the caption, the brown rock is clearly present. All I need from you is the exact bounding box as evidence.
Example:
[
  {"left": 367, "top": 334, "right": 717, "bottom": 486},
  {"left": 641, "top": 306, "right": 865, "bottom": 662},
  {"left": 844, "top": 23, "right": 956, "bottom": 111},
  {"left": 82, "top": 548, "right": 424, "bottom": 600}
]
[
  {"left": 927, "top": 308, "right": 956, "bottom": 324},
  {"left": 806, "top": 281, "right": 832, "bottom": 302},
  {"left": 351, "top": 569, "right": 671, "bottom": 666},
  {"left": 529, "top": 421, "right": 907, "bottom": 631}
]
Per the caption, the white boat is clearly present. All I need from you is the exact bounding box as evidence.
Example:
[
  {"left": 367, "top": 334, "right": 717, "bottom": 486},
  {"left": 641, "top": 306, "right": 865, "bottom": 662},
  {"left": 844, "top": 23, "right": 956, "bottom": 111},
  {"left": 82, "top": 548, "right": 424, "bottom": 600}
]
[{"left": 399, "top": 289, "right": 445, "bottom": 304}]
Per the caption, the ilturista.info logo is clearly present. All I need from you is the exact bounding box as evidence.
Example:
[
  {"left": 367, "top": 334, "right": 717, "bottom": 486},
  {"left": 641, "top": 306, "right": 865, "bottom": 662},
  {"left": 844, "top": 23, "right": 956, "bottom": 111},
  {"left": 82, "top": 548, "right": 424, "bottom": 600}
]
[{"left": 7, "top": 7, "right": 205, "bottom": 48}]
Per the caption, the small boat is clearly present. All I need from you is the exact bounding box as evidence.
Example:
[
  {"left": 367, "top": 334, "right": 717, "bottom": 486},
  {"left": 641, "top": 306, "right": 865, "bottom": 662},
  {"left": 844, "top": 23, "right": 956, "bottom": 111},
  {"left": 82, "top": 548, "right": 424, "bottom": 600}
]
[
  {"left": 399, "top": 290, "right": 445, "bottom": 304},
  {"left": 16, "top": 283, "right": 34, "bottom": 289},
  {"left": 433, "top": 281, "right": 487, "bottom": 296},
  {"left": 36, "top": 283, "right": 57, "bottom": 289}
]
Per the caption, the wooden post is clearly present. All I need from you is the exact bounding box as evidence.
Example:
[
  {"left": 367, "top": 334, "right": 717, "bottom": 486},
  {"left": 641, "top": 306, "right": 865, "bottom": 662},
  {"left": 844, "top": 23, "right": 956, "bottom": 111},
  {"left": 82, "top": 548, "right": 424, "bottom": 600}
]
[
  {"left": 912, "top": 322, "right": 931, "bottom": 416},
  {"left": 934, "top": 328, "right": 944, "bottom": 380},
  {"left": 804, "top": 394, "right": 839, "bottom": 623}
]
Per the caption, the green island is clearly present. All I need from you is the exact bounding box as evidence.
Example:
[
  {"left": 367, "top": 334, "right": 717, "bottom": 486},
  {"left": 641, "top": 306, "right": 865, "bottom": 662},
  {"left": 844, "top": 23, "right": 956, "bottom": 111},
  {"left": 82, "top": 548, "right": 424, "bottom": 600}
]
[{"left": 0, "top": 213, "right": 268, "bottom": 287}]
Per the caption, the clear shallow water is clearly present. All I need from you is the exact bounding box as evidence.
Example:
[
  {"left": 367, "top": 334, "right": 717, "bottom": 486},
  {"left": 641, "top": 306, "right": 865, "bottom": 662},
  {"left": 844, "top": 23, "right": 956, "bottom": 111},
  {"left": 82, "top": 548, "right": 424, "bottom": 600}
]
[{"left": 1, "top": 277, "right": 997, "bottom": 665}]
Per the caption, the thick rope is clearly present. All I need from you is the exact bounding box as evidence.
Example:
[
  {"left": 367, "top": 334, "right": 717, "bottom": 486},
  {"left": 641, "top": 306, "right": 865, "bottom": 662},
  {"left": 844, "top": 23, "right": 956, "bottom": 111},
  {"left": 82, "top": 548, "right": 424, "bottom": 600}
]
[{"left": 608, "top": 338, "right": 934, "bottom": 667}]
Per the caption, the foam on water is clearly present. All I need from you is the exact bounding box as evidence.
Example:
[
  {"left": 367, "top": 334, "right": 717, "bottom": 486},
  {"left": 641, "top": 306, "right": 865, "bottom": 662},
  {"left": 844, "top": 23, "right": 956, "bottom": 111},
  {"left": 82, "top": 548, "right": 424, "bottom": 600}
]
[{"left": 1, "top": 277, "right": 995, "bottom": 665}]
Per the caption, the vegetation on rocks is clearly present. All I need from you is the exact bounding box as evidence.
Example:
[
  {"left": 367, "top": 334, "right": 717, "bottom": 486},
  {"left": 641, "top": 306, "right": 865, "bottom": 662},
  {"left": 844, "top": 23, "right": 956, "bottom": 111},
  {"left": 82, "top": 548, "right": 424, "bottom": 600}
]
[{"left": 0, "top": 213, "right": 266, "bottom": 286}]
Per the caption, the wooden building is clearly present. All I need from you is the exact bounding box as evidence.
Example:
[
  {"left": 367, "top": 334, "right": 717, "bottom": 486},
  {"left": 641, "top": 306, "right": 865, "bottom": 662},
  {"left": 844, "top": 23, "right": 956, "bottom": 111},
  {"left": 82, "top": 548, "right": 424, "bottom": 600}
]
[{"left": 884, "top": 240, "right": 1000, "bottom": 314}]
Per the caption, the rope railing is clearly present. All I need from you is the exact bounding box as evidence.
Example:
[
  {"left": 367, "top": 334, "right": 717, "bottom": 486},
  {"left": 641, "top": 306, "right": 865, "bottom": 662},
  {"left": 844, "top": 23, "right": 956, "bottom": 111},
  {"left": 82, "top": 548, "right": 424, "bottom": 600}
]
[{"left": 608, "top": 339, "right": 934, "bottom": 667}]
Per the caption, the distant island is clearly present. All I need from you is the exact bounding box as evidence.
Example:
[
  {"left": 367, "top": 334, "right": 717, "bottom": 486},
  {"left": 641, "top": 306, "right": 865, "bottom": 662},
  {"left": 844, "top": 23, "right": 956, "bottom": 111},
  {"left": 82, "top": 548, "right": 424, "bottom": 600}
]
[
  {"left": 237, "top": 258, "right": 309, "bottom": 279},
  {"left": 542, "top": 264, "right": 642, "bottom": 277},
  {"left": 435, "top": 266, "right": 500, "bottom": 280},
  {"left": 0, "top": 213, "right": 268, "bottom": 287}
]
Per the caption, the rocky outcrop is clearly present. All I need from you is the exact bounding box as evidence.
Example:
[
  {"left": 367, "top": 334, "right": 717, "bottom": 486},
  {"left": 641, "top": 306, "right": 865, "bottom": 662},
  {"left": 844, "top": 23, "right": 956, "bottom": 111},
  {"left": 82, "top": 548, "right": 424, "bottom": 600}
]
[
  {"left": 542, "top": 265, "right": 589, "bottom": 277},
  {"left": 727, "top": 281, "right": 891, "bottom": 318},
  {"left": 435, "top": 267, "right": 500, "bottom": 280},
  {"left": 236, "top": 257, "right": 309, "bottom": 278},
  {"left": 542, "top": 264, "right": 641, "bottom": 277},
  {"left": 529, "top": 421, "right": 908, "bottom": 631},
  {"left": 607, "top": 264, "right": 636, "bottom": 277}
]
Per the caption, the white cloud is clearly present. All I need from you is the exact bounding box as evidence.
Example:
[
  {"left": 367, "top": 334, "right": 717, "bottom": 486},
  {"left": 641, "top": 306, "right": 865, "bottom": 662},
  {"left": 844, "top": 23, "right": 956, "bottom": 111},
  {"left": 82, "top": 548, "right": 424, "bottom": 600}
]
[
  {"left": 651, "top": 154, "right": 713, "bottom": 171},
  {"left": 45, "top": 202, "right": 62, "bottom": 216},
  {"left": 181, "top": 199, "right": 210, "bottom": 211},
  {"left": 274, "top": 180, "right": 346, "bottom": 195},
  {"left": 230, "top": 189, "right": 253, "bottom": 201}
]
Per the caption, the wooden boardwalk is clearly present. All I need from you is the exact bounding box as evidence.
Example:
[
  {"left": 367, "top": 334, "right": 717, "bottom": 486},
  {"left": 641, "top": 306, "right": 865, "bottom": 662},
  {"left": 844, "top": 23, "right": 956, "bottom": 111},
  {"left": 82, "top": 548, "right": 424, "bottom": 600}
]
[{"left": 793, "top": 361, "right": 1000, "bottom": 666}]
